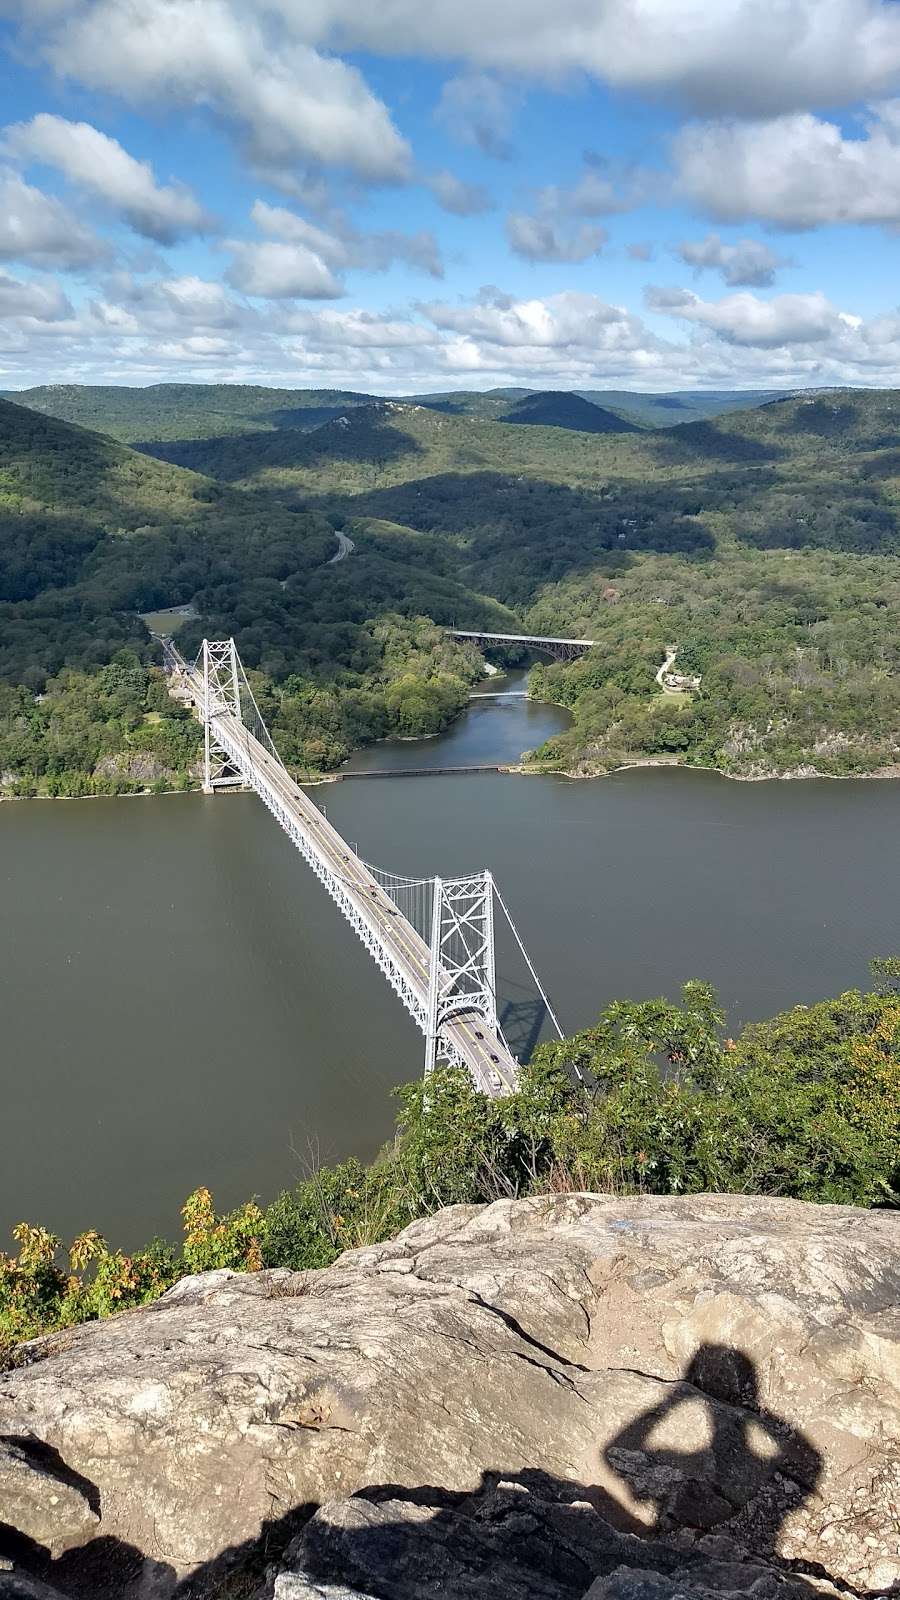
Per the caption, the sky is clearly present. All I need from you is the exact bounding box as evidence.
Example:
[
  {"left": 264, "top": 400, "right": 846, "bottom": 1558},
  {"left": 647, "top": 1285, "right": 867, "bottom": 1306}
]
[{"left": 1, "top": 0, "right": 900, "bottom": 394}]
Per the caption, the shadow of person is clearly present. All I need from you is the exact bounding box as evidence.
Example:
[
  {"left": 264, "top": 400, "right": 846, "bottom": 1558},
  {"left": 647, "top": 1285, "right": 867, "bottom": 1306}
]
[
  {"left": 0, "top": 1346, "right": 831, "bottom": 1600},
  {"left": 600, "top": 1343, "right": 823, "bottom": 1554}
]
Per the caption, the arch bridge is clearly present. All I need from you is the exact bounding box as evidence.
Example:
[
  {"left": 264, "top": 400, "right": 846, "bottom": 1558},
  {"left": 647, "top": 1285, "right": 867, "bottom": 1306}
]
[
  {"left": 450, "top": 630, "right": 596, "bottom": 664},
  {"left": 163, "top": 639, "right": 564, "bottom": 1098}
]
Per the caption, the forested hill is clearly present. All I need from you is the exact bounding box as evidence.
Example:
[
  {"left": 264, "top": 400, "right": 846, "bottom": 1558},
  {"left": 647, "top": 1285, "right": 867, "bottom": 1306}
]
[
  {"left": 141, "top": 398, "right": 659, "bottom": 482},
  {"left": 1, "top": 381, "right": 790, "bottom": 447},
  {"left": 574, "top": 387, "right": 791, "bottom": 427},
  {"left": 0, "top": 393, "right": 212, "bottom": 522},
  {"left": 502, "top": 390, "right": 639, "bottom": 432},
  {"left": 132, "top": 386, "right": 900, "bottom": 519},
  {"left": 2, "top": 382, "right": 900, "bottom": 790},
  {"left": 0, "top": 394, "right": 516, "bottom": 796},
  {"left": 125, "top": 382, "right": 900, "bottom": 782},
  {"left": 675, "top": 389, "right": 900, "bottom": 454},
  {"left": 0, "top": 393, "right": 333, "bottom": 660},
  {"left": 0, "top": 383, "right": 379, "bottom": 445}
]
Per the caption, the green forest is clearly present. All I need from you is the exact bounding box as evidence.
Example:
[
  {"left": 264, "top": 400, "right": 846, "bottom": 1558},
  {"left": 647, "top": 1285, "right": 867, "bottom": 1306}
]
[
  {"left": 1, "top": 383, "right": 900, "bottom": 792},
  {"left": 0, "top": 397, "right": 514, "bottom": 793},
  {"left": 3, "top": 971, "right": 898, "bottom": 1360},
  {"left": 5, "top": 380, "right": 780, "bottom": 442}
]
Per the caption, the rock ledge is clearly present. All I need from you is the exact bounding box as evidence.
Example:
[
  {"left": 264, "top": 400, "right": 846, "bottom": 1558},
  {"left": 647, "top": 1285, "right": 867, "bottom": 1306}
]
[{"left": 0, "top": 1193, "right": 897, "bottom": 1599}]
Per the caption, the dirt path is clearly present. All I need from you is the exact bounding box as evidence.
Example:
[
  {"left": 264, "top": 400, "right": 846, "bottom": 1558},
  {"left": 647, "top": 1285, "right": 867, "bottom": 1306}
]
[{"left": 656, "top": 646, "right": 679, "bottom": 691}]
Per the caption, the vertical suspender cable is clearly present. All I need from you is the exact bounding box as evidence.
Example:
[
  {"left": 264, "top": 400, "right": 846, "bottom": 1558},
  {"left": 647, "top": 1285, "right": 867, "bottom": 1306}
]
[{"left": 491, "top": 879, "right": 566, "bottom": 1043}]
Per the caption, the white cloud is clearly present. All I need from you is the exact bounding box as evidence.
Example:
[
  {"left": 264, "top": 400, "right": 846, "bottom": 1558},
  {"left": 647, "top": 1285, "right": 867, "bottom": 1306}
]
[
  {"left": 286, "top": 307, "right": 436, "bottom": 348},
  {"left": 226, "top": 240, "right": 344, "bottom": 299},
  {"left": 646, "top": 285, "right": 848, "bottom": 346},
  {"left": 25, "top": 0, "right": 410, "bottom": 188},
  {"left": 4, "top": 115, "right": 213, "bottom": 243},
  {"left": 424, "top": 290, "right": 649, "bottom": 352},
  {"left": 504, "top": 159, "right": 645, "bottom": 264},
  {"left": 249, "top": 199, "right": 443, "bottom": 280},
  {"left": 276, "top": 0, "right": 900, "bottom": 117},
  {"left": 426, "top": 169, "right": 493, "bottom": 216},
  {"left": 505, "top": 212, "right": 607, "bottom": 263},
  {"left": 251, "top": 202, "right": 348, "bottom": 263},
  {"left": 351, "top": 231, "right": 444, "bottom": 279},
  {"left": 3, "top": 259, "right": 900, "bottom": 395},
  {"left": 94, "top": 273, "right": 250, "bottom": 332},
  {"left": 0, "top": 168, "right": 106, "bottom": 269},
  {"left": 153, "top": 335, "right": 236, "bottom": 359},
  {"left": 676, "top": 104, "right": 900, "bottom": 227},
  {"left": 536, "top": 164, "right": 651, "bottom": 218},
  {"left": 435, "top": 74, "right": 516, "bottom": 159},
  {"left": 6, "top": 0, "right": 900, "bottom": 230},
  {"left": 0, "top": 270, "right": 73, "bottom": 321},
  {"left": 146, "top": 275, "right": 243, "bottom": 328},
  {"left": 676, "top": 233, "right": 788, "bottom": 287}
]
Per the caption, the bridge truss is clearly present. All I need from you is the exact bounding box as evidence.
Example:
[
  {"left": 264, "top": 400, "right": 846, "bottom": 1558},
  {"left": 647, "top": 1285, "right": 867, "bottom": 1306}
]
[
  {"left": 163, "top": 637, "right": 564, "bottom": 1095},
  {"left": 450, "top": 629, "right": 596, "bottom": 664}
]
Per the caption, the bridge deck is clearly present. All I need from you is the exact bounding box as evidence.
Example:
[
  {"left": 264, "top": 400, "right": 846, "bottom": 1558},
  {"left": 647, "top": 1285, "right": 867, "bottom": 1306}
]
[
  {"left": 451, "top": 630, "right": 596, "bottom": 648},
  {"left": 171, "top": 652, "right": 518, "bottom": 1095}
]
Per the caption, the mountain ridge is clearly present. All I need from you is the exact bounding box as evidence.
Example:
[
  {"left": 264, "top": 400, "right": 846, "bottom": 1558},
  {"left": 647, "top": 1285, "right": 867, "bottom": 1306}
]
[
  {"left": 2, "top": 384, "right": 900, "bottom": 787},
  {"left": 1, "top": 380, "right": 804, "bottom": 443}
]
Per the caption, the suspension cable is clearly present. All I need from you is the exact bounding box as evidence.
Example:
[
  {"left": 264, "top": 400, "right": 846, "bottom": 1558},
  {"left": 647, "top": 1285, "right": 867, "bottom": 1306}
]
[
  {"left": 236, "top": 660, "right": 282, "bottom": 766},
  {"left": 492, "top": 879, "right": 566, "bottom": 1042},
  {"left": 189, "top": 638, "right": 564, "bottom": 1070}
]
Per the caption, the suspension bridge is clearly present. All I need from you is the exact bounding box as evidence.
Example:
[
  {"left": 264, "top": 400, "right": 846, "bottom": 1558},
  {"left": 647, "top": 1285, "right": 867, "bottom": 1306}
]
[{"left": 163, "top": 638, "right": 565, "bottom": 1097}]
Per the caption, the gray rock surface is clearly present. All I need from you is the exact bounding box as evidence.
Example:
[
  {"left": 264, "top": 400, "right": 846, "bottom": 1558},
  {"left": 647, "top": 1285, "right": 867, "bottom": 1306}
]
[
  {"left": 261, "top": 1480, "right": 829, "bottom": 1600},
  {"left": 0, "top": 1439, "right": 98, "bottom": 1557},
  {"left": 0, "top": 1194, "right": 897, "bottom": 1599}
]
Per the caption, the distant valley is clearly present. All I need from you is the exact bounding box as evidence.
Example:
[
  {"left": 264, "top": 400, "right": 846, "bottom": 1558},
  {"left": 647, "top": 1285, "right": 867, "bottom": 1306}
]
[{"left": 1, "top": 382, "right": 898, "bottom": 794}]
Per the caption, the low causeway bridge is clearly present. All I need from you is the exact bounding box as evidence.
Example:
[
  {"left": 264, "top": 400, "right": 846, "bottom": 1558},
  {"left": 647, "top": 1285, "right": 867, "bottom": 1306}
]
[{"left": 164, "top": 638, "right": 564, "bottom": 1097}]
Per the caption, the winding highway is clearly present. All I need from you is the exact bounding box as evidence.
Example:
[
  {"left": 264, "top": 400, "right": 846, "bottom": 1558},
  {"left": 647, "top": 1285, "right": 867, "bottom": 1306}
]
[{"left": 328, "top": 530, "right": 355, "bottom": 564}]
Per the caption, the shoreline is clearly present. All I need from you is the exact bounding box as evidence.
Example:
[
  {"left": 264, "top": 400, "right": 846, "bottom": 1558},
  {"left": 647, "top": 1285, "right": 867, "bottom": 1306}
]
[
  {"left": 4, "top": 754, "right": 900, "bottom": 802},
  {"left": 516, "top": 755, "right": 900, "bottom": 784},
  {"left": 614, "top": 755, "right": 900, "bottom": 783},
  {"left": 4, "top": 673, "right": 897, "bottom": 802}
]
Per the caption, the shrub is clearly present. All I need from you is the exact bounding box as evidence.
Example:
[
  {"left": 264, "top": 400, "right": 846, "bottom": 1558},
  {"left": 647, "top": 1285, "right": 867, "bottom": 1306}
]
[
  {"left": 181, "top": 1187, "right": 265, "bottom": 1272},
  {"left": 3, "top": 976, "right": 897, "bottom": 1363}
]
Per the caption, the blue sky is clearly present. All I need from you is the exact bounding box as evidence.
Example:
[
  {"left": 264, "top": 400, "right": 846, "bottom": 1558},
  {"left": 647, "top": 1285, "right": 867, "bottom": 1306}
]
[{"left": 1, "top": 0, "right": 900, "bottom": 392}]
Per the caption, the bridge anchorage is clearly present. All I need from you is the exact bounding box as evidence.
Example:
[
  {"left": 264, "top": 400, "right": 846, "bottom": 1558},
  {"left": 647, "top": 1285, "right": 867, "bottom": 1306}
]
[{"left": 163, "top": 637, "right": 565, "bottom": 1097}]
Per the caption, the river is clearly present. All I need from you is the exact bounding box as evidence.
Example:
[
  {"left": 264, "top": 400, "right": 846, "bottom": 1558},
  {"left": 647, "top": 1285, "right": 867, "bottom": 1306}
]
[
  {"left": 2, "top": 674, "right": 896, "bottom": 1248},
  {"left": 342, "top": 668, "right": 563, "bottom": 770}
]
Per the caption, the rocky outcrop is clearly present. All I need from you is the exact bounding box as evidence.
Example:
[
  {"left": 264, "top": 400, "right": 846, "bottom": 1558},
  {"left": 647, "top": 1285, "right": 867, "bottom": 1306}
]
[
  {"left": 261, "top": 1477, "right": 853, "bottom": 1600},
  {"left": 0, "top": 1194, "right": 897, "bottom": 1600},
  {"left": 0, "top": 1441, "right": 98, "bottom": 1560}
]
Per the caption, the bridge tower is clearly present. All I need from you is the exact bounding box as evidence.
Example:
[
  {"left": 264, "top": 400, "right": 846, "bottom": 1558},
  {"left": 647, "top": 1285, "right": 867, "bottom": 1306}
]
[
  {"left": 425, "top": 871, "right": 498, "bottom": 1077},
  {"left": 201, "top": 638, "right": 244, "bottom": 793},
  {"left": 169, "top": 636, "right": 563, "bottom": 1094}
]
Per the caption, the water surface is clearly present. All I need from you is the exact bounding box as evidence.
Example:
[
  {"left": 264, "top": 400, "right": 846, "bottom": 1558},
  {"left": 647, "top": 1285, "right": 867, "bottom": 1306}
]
[
  {"left": 2, "top": 686, "right": 896, "bottom": 1247},
  {"left": 343, "top": 668, "right": 563, "bottom": 770}
]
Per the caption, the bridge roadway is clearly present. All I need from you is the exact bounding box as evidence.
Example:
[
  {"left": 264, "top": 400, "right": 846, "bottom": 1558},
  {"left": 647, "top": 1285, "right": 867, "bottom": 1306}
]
[
  {"left": 451, "top": 630, "right": 596, "bottom": 649},
  {"left": 171, "top": 652, "right": 518, "bottom": 1095}
]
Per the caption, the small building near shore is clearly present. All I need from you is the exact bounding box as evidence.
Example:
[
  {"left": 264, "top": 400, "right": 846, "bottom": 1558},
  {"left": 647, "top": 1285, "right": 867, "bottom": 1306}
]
[{"left": 663, "top": 671, "right": 702, "bottom": 692}]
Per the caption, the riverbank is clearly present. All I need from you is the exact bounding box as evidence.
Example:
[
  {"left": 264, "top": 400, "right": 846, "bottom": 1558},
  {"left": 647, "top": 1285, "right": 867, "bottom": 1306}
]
[
  {"left": 4, "top": 654, "right": 898, "bottom": 796},
  {"left": 539, "top": 754, "right": 900, "bottom": 783},
  {"left": 6, "top": 751, "right": 900, "bottom": 800},
  {"left": 4, "top": 770, "right": 897, "bottom": 1246}
]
